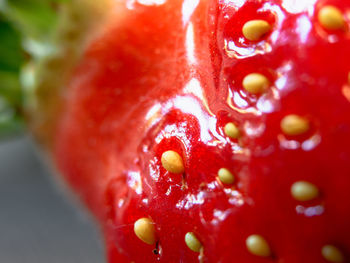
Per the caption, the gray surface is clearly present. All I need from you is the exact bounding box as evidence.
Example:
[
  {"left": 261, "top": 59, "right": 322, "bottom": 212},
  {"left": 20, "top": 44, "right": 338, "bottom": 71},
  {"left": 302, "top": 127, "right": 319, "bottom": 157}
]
[{"left": 0, "top": 137, "right": 104, "bottom": 263}]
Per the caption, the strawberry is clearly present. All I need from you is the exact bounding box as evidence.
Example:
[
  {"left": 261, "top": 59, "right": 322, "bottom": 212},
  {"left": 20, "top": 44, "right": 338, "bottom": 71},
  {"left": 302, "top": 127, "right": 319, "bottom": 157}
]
[{"left": 2, "top": 0, "right": 350, "bottom": 262}]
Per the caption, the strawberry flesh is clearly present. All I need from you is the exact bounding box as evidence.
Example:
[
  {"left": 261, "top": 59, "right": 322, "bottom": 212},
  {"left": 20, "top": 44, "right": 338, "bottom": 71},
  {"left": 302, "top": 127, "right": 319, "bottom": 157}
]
[{"left": 54, "top": 0, "right": 350, "bottom": 262}]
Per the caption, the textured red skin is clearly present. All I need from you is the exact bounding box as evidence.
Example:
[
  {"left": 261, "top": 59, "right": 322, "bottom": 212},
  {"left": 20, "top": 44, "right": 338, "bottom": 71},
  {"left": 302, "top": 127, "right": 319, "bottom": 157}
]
[{"left": 54, "top": 0, "right": 350, "bottom": 262}]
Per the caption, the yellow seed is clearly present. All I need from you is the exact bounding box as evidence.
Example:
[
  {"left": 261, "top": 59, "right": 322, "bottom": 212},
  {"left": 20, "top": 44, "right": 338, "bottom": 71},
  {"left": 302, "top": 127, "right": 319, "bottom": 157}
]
[
  {"left": 246, "top": 235, "right": 271, "bottom": 257},
  {"left": 185, "top": 232, "right": 202, "bottom": 252},
  {"left": 318, "top": 6, "right": 345, "bottom": 30},
  {"left": 291, "top": 181, "right": 319, "bottom": 201},
  {"left": 161, "top": 150, "right": 185, "bottom": 174},
  {"left": 280, "top": 115, "right": 310, "bottom": 136},
  {"left": 224, "top": 122, "right": 240, "bottom": 139},
  {"left": 322, "top": 245, "right": 344, "bottom": 262},
  {"left": 242, "top": 20, "right": 271, "bottom": 41},
  {"left": 218, "top": 168, "right": 235, "bottom": 185},
  {"left": 243, "top": 73, "right": 270, "bottom": 94},
  {"left": 134, "top": 218, "right": 156, "bottom": 245}
]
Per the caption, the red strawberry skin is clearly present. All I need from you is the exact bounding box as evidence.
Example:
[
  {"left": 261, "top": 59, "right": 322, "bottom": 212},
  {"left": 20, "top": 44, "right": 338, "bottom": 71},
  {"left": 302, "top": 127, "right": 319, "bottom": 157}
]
[{"left": 53, "top": 0, "right": 350, "bottom": 262}]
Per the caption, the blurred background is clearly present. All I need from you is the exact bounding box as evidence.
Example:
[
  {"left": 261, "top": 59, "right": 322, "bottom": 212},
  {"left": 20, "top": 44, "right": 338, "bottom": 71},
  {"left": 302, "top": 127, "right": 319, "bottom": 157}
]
[
  {"left": 0, "top": 2, "right": 105, "bottom": 261},
  {"left": 0, "top": 136, "right": 104, "bottom": 262}
]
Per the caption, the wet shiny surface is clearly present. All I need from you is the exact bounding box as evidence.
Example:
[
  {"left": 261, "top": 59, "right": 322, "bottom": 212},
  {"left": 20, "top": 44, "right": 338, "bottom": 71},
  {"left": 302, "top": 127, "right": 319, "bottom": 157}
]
[{"left": 54, "top": 0, "right": 350, "bottom": 262}]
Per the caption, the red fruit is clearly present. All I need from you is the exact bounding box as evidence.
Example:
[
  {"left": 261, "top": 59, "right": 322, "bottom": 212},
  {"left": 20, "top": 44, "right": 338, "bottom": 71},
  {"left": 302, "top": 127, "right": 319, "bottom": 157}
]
[{"left": 48, "top": 0, "right": 350, "bottom": 262}]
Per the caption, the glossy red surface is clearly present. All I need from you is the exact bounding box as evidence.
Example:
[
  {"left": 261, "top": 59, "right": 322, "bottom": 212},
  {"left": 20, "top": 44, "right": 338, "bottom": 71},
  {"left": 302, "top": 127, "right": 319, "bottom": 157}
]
[{"left": 54, "top": 0, "right": 350, "bottom": 262}]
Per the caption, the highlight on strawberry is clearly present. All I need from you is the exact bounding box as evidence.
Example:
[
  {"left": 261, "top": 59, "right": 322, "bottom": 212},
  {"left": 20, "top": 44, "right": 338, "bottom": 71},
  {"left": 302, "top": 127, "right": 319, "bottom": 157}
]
[{"left": 0, "top": 0, "right": 350, "bottom": 262}]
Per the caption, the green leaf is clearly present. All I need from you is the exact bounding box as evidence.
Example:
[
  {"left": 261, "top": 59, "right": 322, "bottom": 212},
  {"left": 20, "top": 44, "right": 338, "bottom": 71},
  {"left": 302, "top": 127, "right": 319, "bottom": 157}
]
[
  {"left": 1, "top": 0, "right": 59, "bottom": 40},
  {"left": 0, "top": 0, "right": 67, "bottom": 138},
  {"left": 0, "top": 70, "right": 22, "bottom": 105},
  {"left": 0, "top": 18, "right": 24, "bottom": 72},
  {"left": 0, "top": 16, "right": 23, "bottom": 137}
]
